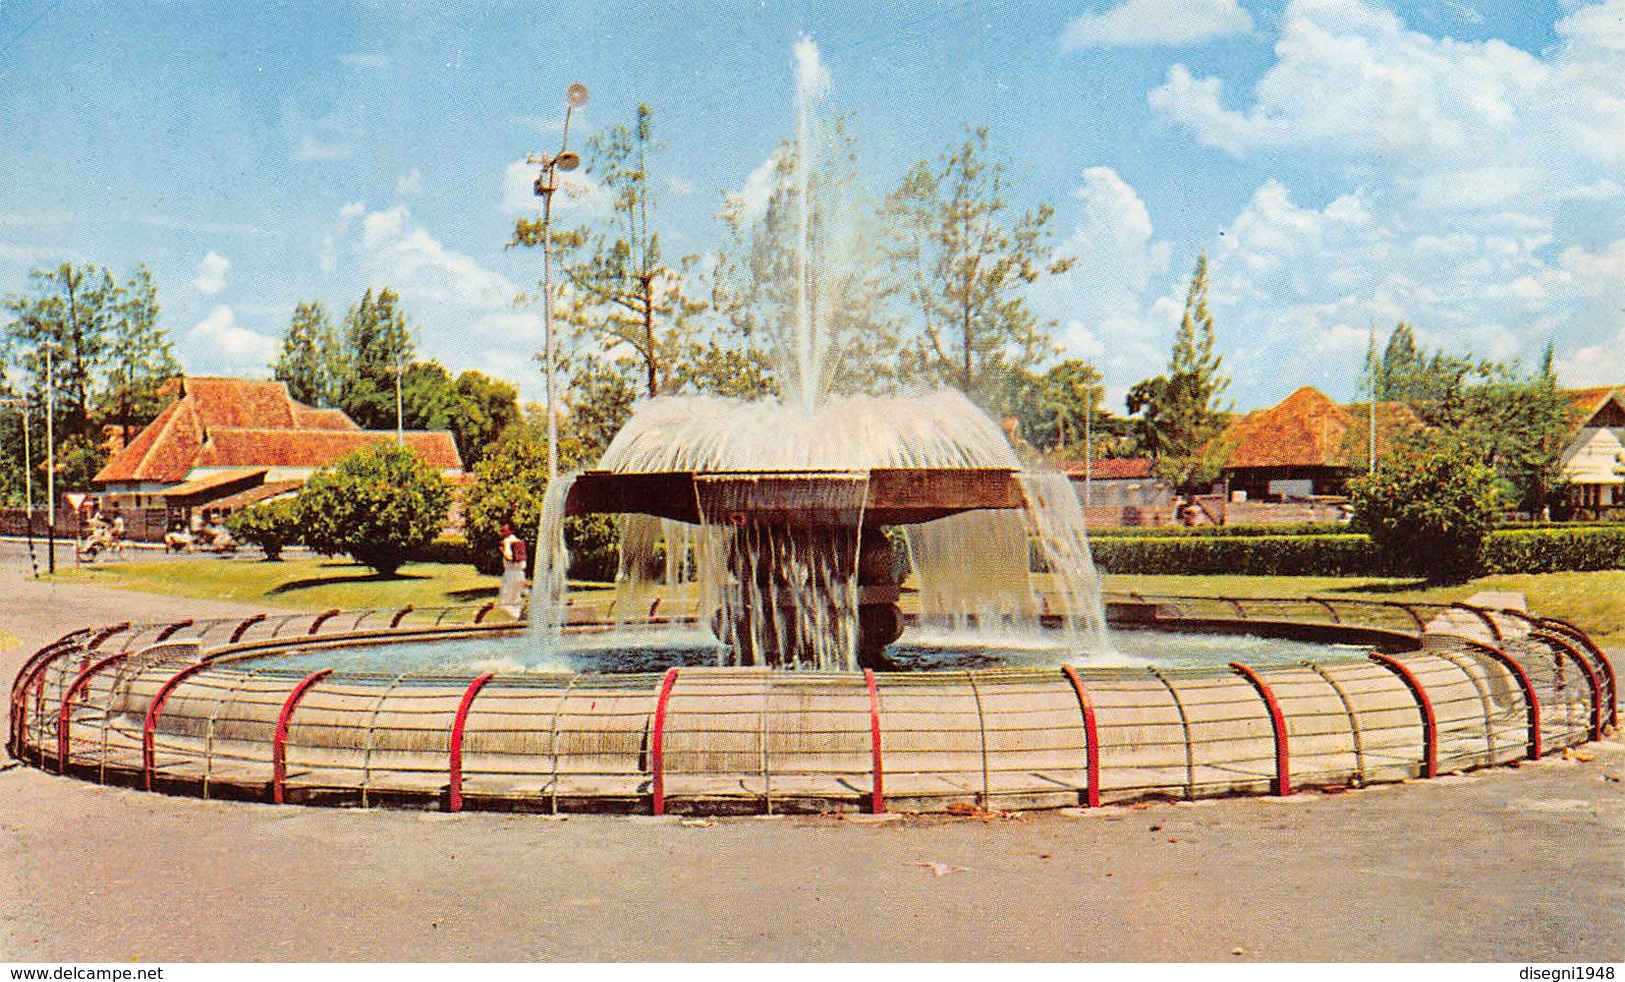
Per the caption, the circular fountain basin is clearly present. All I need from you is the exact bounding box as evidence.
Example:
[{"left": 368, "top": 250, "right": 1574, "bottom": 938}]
[
  {"left": 12, "top": 597, "right": 1614, "bottom": 816},
  {"left": 221, "top": 623, "right": 1389, "bottom": 675}
]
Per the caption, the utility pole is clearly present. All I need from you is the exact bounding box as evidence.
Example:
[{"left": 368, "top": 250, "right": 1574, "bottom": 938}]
[
  {"left": 1084, "top": 386, "right": 1092, "bottom": 509},
  {"left": 42, "top": 340, "right": 58, "bottom": 575},
  {"left": 528, "top": 82, "right": 590, "bottom": 487},
  {"left": 1368, "top": 323, "right": 1377, "bottom": 476},
  {"left": 395, "top": 350, "right": 405, "bottom": 447}
]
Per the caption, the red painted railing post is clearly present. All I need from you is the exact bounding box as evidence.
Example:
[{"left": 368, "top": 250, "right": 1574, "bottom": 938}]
[
  {"left": 229, "top": 614, "right": 266, "bottom": 644},
  {"left": 864, "top": 669, "right": 885, "bottom": 814},
  {"left": 1060, "top": 665, "right": 1101, "bottom": 808},
  {"left": 650, "top": 667, "right": 680, "bottom": 815},
  {"left": 1371, "top": 653, "right": 1437, "bottom": 778},
  {"left": 447, "top": 672, "right": 496, "bottom": 813},
  {"left": 307, "top": 609, "right": 341, "bottom": 635},
  {"left": 1229, "top": 661, "right": 1292, "bottom": 796},
  {"left": 154, "top": 619, "right": 195, "bottom": 643},
  {"left": 87, "top": 622, "right": 132, "bottom": 652},
  {"left": 272, "top": 669, "right": 334, "bottom": 804},
  {"left": 56, "top": 651, "right": 134, "bottom": 773},
  {"left": 143, "top": 661, "right": 214, "bottom": 790}
]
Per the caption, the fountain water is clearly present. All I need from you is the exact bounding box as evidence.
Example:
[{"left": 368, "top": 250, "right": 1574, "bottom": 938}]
[{"left": 533, "top": 40, "right": 1111, "bottom": 671}]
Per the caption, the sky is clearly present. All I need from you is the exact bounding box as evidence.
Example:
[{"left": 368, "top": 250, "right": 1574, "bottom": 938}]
[{"left": 2, "top": 0, "right": 1622, "bottom": 415}]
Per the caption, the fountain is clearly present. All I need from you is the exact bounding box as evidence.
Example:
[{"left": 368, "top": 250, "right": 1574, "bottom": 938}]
[
  {"left": 7, "top": 42, "right": 1615, "bottom": 815},
  {"left": 536, "top": 39, "right": 1109, "bottom": 674}
]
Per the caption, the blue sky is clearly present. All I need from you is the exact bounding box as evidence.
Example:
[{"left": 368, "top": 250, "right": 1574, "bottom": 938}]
[{"left": 2, "top": 0, "right": 1621, "bottom": 414}]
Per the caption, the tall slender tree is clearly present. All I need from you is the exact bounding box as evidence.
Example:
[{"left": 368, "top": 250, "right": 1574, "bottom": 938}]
[
  {"left": 2, "top": 263, "right": 118, "bottom": 441},
  {"left": 337, "top": 287, "right": 415, "bottom": 430},
  {"left": 883, "top": 127, "right": 1072, "bottom": 408},
  {"left": 512, "top": 104, "right": 701, "bottom": 398},
  {"left": 100, "top": 264, "right": 181, "bottom": 442},
  {"left": 1127, "top": 252, "right": 1231, "bottom": 492},
  {"left": 273, "top": 300, "right": 343, "bottom": 408}
]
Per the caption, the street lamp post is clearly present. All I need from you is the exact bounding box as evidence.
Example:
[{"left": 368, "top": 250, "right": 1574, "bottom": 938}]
[{"left": 527, "top": 81, "right": 590, "bottom": 486}]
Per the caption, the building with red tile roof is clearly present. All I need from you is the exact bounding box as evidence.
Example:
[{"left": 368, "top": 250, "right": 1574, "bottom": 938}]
[
  {"left": 1217, "top": 386, "right": 1421, "bottom": 501},
  {"left": 94, "top": 376, "right": 463, "bottom": 512}
]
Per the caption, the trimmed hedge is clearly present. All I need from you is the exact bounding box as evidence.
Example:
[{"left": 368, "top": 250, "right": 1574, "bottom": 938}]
[
  {"left": 1089, "top": 522, "right": 1361, "bottom": 540},
  {"left": 1480, "top": 527, "right": 1625, "bottom": 574},
  {"left": 1089, "top": 534, "right": 1382, "bottom": 576},
  {"left": 1089, "top": 525, "right": 1625, "bottom": 576}
]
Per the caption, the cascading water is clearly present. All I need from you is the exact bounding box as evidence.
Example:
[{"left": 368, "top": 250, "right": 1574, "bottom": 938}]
[{"left": 528, "top": 38, "right": 1113, "bottom": 671}]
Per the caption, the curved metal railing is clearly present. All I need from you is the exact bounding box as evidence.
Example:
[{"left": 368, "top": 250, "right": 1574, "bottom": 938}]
[{"left": 9, "top": 598, "right": 1614, "bottom": 815}]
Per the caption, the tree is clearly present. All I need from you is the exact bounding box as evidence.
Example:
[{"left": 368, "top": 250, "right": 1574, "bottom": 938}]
[
  {"left": 1127, "top": 253, "right": 1231, "bottom": 492},
  {"left": 397, "top": 361, "right": 520, "bottom": 468},
  {"left": 296, "top": 442, "right": 450, "bottom": 576},
  {"left": 98, "top": 264, "right": 181, "bottom": 444},
  {"left": 273, "top": 300, "right": 343, "bottom": 408},
  {"left": 336, "top": 287, "right": 414, "bottom": 430},
  {"left": 883, "top": 127, "right": 1072, "bottom": 408},
  {"left": 1361, "top": 324, "right": 1578, "bottom": 514},
  {"left": 565, "top": 356, "right": 637, "bottom": 453},
  {"left": 2, "top": 263, "right": 119, "bottom": 442},
  {"left": 512, "top": 105, "right": 704, "bottom": 399},
  {"left": 226, "top": 497, "right": 300, "bottom": 561},
  {"left": 670, "top": 340, "right": 778, "bottom": 400},
  {"left": 1014, "top": 359, "right": 1106, "bottom": 453},
  {"left": 448, "top": 369, "right": 520, "bottom": 468},
  {"left": 1349, "top": 436, "right": 1501, "bottom": 583},
  {"left": 462, "top": 413, "right": 613, "bottom": 579}
]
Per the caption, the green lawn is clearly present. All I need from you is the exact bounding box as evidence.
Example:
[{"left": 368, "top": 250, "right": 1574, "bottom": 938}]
[
  {"left": 55, "top": 555, "right": 505, "bottom": 613},
  {"left": 47, "top": 556, "right": 1624, "bottom": 649}
]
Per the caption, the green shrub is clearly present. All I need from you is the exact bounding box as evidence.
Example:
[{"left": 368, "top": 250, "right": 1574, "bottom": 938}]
[
  {"left": 297, "top": 443, "right": 451, "bottom": 576},
  {"left": 225, "top": 497, "right": 301, "bottom": 561},
  {"left": 411, "top": 533, "right": 478, "bottom": 567},
  {"left": 1349, "top": 443, "right": 1501, "bottom": 583},
  {"left": 462, "top": 427, "right": 618, "bottom": 580}
]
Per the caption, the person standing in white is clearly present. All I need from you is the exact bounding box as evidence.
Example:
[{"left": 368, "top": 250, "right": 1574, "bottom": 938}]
[{"left": 499, "top": 523, "right": 529, "bottom": 618}]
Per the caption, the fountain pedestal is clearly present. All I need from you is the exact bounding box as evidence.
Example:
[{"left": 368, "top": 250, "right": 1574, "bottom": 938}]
[{"left": 566, "top": 468, "right": 1021, "bottom": 669}]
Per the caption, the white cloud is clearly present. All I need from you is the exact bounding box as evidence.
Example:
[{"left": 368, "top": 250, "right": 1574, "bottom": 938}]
[
  {"left": 1148, "top": 0, "right": 1625, "bottom": 211},
  {"left": 193, "top": 250, "right": 230, "bottom": 295},
  {"left": 1061, "top": 0, "right": 1254, "bottom": 49},
  {"left": 184, "top": 306, "right": 277, "bottom": 374},
  {"left": 1039, "top": 164, "right": 1625, "bottom": 406},
  {"left": 1034, "top": 167, "right": 1174, "bottom": 408},
  {"left": 1123, "top": 0, "right": 1625, "bottom": 404},
  {"left": 396, "top": 169, "right": 423, "bottom": 198},
  {"left": 325, "top": 203, "right": 551, "bottom": 398}
]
